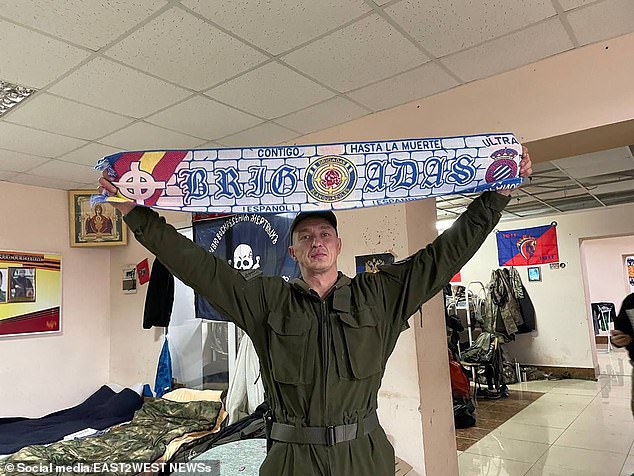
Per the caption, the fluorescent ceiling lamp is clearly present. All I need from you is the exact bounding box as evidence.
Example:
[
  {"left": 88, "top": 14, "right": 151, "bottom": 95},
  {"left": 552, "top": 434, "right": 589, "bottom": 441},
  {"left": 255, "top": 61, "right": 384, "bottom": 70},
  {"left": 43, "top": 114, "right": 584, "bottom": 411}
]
[{"left": 0, "top": 80, "right": 36, "bottom": 117}]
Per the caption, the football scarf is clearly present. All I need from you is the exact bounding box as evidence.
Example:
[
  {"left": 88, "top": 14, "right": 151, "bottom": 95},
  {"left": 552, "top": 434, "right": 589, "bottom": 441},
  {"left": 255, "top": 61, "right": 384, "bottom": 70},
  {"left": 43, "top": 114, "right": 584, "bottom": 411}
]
[{"left": 94, "top": 132, "right": 523, "bottom": 213}]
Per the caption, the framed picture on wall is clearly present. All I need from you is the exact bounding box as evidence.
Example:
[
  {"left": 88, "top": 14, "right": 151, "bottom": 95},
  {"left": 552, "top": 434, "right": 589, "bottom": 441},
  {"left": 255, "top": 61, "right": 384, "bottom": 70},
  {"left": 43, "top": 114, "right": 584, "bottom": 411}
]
[
  {"left": 68, "top": 190, "right": 127, "bottom": 247},
  {"left": 8, "top": 267, "right": 36, "bottom": 302},
  {"left": 527, "top": 266, "right": 542, "bottom": 282},
  {"left": 0, "top": 268, "right": 7, "bottom": 304},
  {"left": 626, "top": 255, "right": 634, "bottom": 293},
  {"left": 0, "top": 250, "right": 62, "bottom": 337}
]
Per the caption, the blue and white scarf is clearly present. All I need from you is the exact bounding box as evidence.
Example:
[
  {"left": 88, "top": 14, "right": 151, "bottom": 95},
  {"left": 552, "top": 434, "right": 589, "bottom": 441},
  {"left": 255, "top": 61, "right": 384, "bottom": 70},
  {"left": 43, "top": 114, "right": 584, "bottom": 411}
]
[{"left": 94, "top": 132, "right": 523, "bottom": 213}]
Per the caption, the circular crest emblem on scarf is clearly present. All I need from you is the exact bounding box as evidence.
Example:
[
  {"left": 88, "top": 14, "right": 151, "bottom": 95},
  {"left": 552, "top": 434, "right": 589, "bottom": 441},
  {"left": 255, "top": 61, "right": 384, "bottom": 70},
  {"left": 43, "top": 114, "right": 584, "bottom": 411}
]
[
  {"left": 305, "top": 155, "right": 358, "bottom": 203},
  {"left": 485, "top": 148, "right": 519, "bottom": 183}
]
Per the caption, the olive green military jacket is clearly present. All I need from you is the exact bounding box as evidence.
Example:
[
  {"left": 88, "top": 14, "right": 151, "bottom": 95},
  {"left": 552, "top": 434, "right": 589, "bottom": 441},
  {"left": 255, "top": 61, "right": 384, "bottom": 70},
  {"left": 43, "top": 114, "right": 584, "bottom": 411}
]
[{"left": 124, "top": 191, "right": 510, "bottom": 476}]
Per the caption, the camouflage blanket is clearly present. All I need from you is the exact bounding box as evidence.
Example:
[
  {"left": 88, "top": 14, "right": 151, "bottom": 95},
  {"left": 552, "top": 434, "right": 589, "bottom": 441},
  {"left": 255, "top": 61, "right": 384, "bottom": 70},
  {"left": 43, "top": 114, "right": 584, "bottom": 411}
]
[{"left": 0, "top": 398, "right": 221, "bottom": 476}]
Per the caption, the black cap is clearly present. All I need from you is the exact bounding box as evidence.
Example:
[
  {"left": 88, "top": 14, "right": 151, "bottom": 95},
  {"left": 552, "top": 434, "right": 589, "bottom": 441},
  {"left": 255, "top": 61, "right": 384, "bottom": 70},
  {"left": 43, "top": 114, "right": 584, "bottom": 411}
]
[{"left": 290, "top": 211, "right": 338, "bottom": 241}]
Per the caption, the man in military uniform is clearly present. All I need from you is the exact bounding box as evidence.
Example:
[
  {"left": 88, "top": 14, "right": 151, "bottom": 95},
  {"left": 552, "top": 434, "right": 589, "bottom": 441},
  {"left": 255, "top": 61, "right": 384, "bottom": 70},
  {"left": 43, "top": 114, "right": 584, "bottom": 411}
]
[{"left": 99, "top": 147, "right": 532, "bottom": 476}]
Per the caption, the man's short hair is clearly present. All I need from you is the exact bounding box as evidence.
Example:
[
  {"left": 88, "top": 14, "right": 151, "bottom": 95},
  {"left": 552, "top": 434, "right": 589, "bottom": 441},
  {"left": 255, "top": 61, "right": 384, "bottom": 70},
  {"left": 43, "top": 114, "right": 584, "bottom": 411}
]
[{"left": 290, "top": 211, "right": 338, "bottom": 242}]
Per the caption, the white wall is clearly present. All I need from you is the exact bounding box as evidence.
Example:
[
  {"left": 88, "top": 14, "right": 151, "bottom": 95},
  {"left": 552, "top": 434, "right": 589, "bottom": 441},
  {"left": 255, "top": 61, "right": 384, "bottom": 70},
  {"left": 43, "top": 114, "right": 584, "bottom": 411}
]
[
  {"left": 337, "top": 203, "right": 427, "bottom": 476},
  {"left": 581, "top": 235, "right": 634, "bottom": 309},
  {"left": 0, "top": 181, "right": 110, "bottom": 417},
  {"left": 459, "top": 203, "right": 634, "bottom": 369},
  {"left": 108, "top": 211, "right": 191, "bottom": 387}
]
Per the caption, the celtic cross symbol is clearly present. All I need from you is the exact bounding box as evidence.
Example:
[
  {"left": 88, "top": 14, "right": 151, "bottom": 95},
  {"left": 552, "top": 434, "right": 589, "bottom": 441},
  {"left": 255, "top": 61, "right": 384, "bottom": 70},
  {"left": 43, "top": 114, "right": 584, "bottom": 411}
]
[{"left": 114, "top": 162, "right": 166, "bottom": 204}]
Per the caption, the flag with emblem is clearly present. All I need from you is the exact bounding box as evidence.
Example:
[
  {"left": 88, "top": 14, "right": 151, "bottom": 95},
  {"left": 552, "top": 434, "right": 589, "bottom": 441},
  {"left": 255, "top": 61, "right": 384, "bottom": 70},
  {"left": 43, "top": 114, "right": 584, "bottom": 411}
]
[
  {"left": 192, "top": 213, "right": 301, "bottom": 321},
  {"left": 496, "top": 224, "right": 559, "bottom": 267},
  {"left": 627, "top": 256, "right": 634, "bottom": 291},
  {"left": 136, "top": 258, "right": 150, "bottom": 285}
]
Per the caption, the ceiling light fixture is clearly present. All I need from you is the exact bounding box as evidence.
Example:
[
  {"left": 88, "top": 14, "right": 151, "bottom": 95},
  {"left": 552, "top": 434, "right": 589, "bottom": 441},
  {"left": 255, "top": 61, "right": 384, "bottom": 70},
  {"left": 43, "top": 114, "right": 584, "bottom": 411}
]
[{"left": 0, "top": 80, "right": 37, "bottom": 118}]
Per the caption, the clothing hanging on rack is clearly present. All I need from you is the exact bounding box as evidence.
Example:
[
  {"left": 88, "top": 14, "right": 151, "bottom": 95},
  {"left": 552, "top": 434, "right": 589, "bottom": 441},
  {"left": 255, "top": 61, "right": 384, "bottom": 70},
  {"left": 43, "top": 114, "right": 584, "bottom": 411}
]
[
  {"left": 507, "top": 267, "right": 536, "bottom": 333},
  {"left": 143, "top": 258, "right": 175, "bottom": 329},
  {"left": 483, "top": 269, "right": 521, "bottom": 340}
]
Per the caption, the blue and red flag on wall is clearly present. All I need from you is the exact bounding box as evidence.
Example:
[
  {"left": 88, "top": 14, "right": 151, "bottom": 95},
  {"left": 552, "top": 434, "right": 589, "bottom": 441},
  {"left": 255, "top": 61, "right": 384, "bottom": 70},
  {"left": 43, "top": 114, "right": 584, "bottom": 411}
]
[{"left": 496, "top": 224, "right": 559, "bottom": 267}]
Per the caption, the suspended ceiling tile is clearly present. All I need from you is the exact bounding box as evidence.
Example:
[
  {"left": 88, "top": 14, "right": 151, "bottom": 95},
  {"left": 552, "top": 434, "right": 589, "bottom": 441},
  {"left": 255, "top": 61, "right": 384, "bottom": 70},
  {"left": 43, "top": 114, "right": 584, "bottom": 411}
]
[
  {"left": 516, "top": 188, "right": 542, "bottom": 199},
  {"left": 385, "top": 0, "right": 556, "bottom": 57},
  {"left": 525, "top": 178, "right": 572, "bottom": 191},
  {"left": 105, "top": 8, "right": 268, "bottom": 91},
  {"left": 275, "top": 97, "right": 368, "bottom": 135},
  {"left": 438, "top": 208, "right": 467, "bottom": 218},
  {"left": 503, "top": 206, "right": 555, "bottom": 217},
  {"left": 552, "top": 147, "right": 634, "bottom": 178},
  {"left": 592, "top": 179, "right": 634, "bottom": 195},
  {"left": 437, "top": 199, "right": 468, "bottom": 208},
  {"left": 347, "top": 62, "right": 458, "bottom": 112},
  {"left": 57, "top": 143, "right": 121, "bottom": 167},
  {"left": 0, "top": 122, "right": 86, "bottom": 158},
  {"left": 506, "top": 196, "right": 544, "bottom": 209},
  {"left": 535, "top": 187, "right": 590, "bottom": 201},
  {"left": 195, "top": 141, "right": 224, "bottom": 149},
  {"left": 512, "top": 192, "right": 541, "bottom": 203},
  {"left": 218, "top": 122, "right": 299, "bottom": 148},
  {"left": 9, "top": 172, "right": 85, "bottom": 190},
  {"left": 531, "top": 161, "right": 560, "bottom": 173},
  {"left": 520, "top": 184, "right": 563, "bottom": 197},
  {"left": 436, "top": 212, "right": 457, "bottom": 220},
  {"left": 567, "top": 0, "right": 634, "bottom": 46},
  {"left": 441, "top": 18, "right": 572, "bottom": 83},
  {"left": 530, "top": 180, "right": 586, "bottom": 193},
  {"left": 0, "top": 149, "right": 49, "bottom": 172},
  {"left": 0, "top": 171, "right": 17, "bottom": 181},
  {"left": 530, "top": 168, "right": 570, "bottom": 177},
  {"left": 553, "top": 146, "right": 633, "bottom": 166},
  {"left": 600, "top": 191, "right": 634, "bottom": 206},
  {"left": 100, "top": 122, "right": 205, "bottom": 151},
  {"left": 206, "top": 62, "right": 334, "bottom": 119},
  {"left": 565, "top": 161, "right": 634, "bottom": 180},
  {"left": 580, "top": 171, "right": 634, "bottom": 187},
  {"left": 146, "top": 96, "right": 262, "bottom": 141},
  {"left": 552, "top": 197, "right": 603, "bottom": 211},
  {"left": 558, "top": 0, "right": 596, "bottom": 11},
  {"left": 0, "top": 0, "right": 167, "bottom": 50},
  {"left": 440, "top": 195, "right": 472, "bottom": 206},
  {"left": 4, "top": 93, "right": 133, "bottom": 140},
  {"left": 282, "top": 15, "right": 428, "bottom": 92},
  {"left": 28, "top": 159, "right": 99, "bottom": 184},
  {"left": 0, "top": 19, "right": 90, "bottom": 89},
  {"left": 49, "top": 58, "right": 191, "bottom": 118},
  {"left": 182, "top": 0, "right": 371, "bottom": 55}
]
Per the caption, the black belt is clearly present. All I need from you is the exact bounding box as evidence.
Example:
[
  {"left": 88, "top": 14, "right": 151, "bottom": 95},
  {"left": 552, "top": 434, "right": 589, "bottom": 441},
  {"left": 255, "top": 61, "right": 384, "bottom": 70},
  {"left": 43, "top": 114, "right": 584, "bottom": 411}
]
[{"left": 269, "top": 411, "right": 379, "bottom": 446}]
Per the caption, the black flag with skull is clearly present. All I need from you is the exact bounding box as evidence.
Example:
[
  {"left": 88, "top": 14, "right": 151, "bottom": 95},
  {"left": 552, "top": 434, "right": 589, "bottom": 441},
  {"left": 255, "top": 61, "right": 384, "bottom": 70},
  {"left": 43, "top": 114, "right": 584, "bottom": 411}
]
[{"left": 192, "top": 213, "right": 301, "bottom": 321}]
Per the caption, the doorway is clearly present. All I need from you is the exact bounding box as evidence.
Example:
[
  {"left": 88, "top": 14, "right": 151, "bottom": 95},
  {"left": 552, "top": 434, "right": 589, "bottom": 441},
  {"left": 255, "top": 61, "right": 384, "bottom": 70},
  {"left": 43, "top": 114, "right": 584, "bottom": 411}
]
[{"left": 579, "top": 234, "right": 634, "bottom": 377}]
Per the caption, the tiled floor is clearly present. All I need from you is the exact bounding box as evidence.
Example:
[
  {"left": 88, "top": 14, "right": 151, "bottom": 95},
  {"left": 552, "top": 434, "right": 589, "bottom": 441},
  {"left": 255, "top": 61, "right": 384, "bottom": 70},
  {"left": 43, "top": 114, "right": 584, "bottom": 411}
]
[
  {"left": 456, "top": 390, "right": 544, "bottom": 451},
  {"left": 457, "top": 348, "right": 634, "bottom": 475}
]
